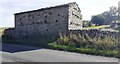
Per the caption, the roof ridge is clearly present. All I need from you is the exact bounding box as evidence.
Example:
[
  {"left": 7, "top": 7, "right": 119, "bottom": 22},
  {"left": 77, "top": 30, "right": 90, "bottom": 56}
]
[{"left": 14, "top": 2, "right": 77, "bottom": 15}]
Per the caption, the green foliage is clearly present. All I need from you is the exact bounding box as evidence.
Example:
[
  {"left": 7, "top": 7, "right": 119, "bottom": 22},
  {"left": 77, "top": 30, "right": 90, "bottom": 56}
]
[
  {"left": 56, "top": 33, "right": 119, "bottom": 50},
  {"left": 91, "top": 6, "right": 118, "bottom": 25},
  {"left": 91, "top": 15, "right": 105, "bottom": 26},
  {"left": 115, "top": 26, "right": 120, "bottom": 31},
  {"left": 48, "top": 33, "right": 119, "bottom": 58},
  {"left": 82, "top": 25, "right": 109, "bottom": 30},
  {"left": 48, "top": 43, "right": 119, "bottom": 58}
]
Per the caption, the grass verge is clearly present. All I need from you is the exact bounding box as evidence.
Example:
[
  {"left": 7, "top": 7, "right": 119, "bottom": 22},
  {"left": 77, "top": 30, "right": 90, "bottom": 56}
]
[
  {"left": 48, "top": 42, "right": 119, "bottom": 58},
  {"left": 82, "top": 25, "right": 110, "bottom": 30}
]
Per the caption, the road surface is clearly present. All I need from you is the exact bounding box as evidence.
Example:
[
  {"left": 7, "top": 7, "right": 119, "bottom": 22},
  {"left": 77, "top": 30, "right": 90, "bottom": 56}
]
[{"left": 1, "top": 43, "right": 119, "bottom": 62}]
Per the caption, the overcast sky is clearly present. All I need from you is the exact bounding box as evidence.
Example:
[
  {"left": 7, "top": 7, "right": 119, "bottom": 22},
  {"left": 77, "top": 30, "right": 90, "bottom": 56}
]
[{"left": 0, "top": 0, "right": 119, "bottom": 27}]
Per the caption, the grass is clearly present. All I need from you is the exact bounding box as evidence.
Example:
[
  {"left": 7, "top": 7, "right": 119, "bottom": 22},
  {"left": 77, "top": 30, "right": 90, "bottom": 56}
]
[
  {"left": 48, "top": 43, "right": 119, "bottom": 58},
  {"left": 82, "top": 25, "right": 110, "bottom": 30},
  {"left": 48, "top": 32, "right": 119, "bottom": 58}
]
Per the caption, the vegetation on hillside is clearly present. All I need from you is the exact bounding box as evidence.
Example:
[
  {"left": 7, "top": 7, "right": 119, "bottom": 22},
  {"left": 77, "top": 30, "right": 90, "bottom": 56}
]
[
  {"left": 82, "top": 25, "right": 110, "bottom": 30},
  {"left": 48, "top": 33, "right": 120, "bottom": 58},
  {"left": 91, "top": 6, "right": 118, "bottom": 25}
]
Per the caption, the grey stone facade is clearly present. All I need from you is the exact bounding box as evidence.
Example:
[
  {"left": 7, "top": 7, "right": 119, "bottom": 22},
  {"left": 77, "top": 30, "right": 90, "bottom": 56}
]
[
  {"left": 4, "top": 2, "right": 82, "bottom": 38},
  {"left": 118, "top": 1, "right": 120, "bottom": 22}
]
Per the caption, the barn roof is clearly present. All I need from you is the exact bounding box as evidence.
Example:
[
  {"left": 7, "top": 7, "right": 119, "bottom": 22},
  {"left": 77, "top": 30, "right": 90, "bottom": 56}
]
[{"left": 14, "top": 2, "right": 77, "bottom": 15}]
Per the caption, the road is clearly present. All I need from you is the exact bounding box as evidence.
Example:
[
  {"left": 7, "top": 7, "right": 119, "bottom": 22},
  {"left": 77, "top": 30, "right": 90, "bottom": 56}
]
[{"left": 1, "top": 43, "right": 119, "bottom": 62}]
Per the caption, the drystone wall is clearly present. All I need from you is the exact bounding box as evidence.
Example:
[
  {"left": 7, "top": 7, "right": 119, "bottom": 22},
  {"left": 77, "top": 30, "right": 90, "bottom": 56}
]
[{"left": 69, "top": 29, "right": 119, "bottom": 39}]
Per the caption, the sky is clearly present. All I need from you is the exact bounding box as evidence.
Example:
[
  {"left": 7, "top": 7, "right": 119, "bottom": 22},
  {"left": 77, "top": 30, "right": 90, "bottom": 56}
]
[{"left": 0, "top": 0, "right": 119, "bottom": 27}]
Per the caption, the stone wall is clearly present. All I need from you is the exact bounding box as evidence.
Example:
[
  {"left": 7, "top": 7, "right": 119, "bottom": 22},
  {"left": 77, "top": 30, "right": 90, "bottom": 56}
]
[
  {"left": 118, "top": 1, "right": 120, "bottom": 22},
  {"left": 68, "top": 3, "right": 82, "bottom": 30},
  {"left": 69, "top": 29, "right": 119, "bottom": 39},
  {"left": 14, "top": 6, "right": 69, "bottom": 37}
]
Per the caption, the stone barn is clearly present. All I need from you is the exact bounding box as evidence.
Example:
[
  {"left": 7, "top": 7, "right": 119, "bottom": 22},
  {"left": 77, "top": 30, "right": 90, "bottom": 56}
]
[{"left": 4, "top": 2, "right": 82, "bottom": 38}]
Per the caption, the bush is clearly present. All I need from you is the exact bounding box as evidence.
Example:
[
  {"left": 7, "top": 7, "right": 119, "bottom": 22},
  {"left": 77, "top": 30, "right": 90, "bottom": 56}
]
[{"left": 56, "top": 33, "right": 118, "bottom": 51}]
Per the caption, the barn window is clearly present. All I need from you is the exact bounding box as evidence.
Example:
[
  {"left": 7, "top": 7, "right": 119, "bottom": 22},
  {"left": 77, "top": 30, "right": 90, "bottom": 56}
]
[
  {"left": 32, "top": 16, "right": 34, "bottom": 19},
  {"left": 28, "top": 15, "right": 31, "bottom": 17},
  {"left": 49, "top": 12, "right": 52, "bottom": 14},
  {"left": 70, "top": 22, "right": 73, "bottom": 24},
  {"left": 23, "top": 16, "right": 25, "bottom": 18},
  {"left": 56, "top": 20, "right": 58, "bottom": 22},
  {"left": 33, "top": 22, "right": 35, "bottom": 24},
  {"left": 45, "top": 15, "right": 47, "bottom": 18},
  {"left": 45, "top": 20, "right": 47, "bottom": 23},
  {"left": 46, "top": 29, "right": 48, "bottom": 31},
  {"left": 20, "top": 23, "right": 23, "bottom": 26},
  {"left": 58, "top": 14, "right": 60, "bottom": 16},
  {"left": 59, "top": 28, "right": 62, "bottom": 29},
  {"left": 19, "top": 18, "right": 21, "bottom": 20},
  {"left": 73, "top": 8, "right": 77, "bottom": 10}
]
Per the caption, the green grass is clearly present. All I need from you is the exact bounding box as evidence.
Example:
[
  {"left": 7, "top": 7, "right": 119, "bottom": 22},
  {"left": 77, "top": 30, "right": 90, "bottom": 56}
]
[
  {"left": 48, "top": 43, "right": 119, "bottom": 58},
  {"left": 82, "top": 25, "right": 110, "bottom": 30}
]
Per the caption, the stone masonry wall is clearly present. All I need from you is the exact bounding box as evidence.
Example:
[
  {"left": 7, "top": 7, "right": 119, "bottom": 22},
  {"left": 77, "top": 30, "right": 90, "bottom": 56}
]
[
  {"left": 3, "top": 2, "right": 82, "bottom": 38},
  {"left": 68, "top": 3, "right": 82, "bottom": 30},
  {"left": 14, "top": 6, "right": 69, "bottom": 37}
]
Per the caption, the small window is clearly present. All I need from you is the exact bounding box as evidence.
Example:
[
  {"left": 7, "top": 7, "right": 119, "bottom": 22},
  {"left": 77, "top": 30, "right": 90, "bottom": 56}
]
[
  {"left": 20, "top": 23, "right": 23, "bottom": 26},
  {"left": 45, "top": 20, "right": 47, "bottom": 23},
  {"left": 45, "top": 16, "right": 47, "bottom": 18},
  {"left": 28, "top": 15, "right": 31, "bottom": 17},
  {"left": 58, "top": 14, "right": 60, "bottom": 16},
  {"left": 59, "top": 28, "right": 62, "bottom": 29},
  {"left": 70, "top": 22, "right": 72, "bottom": 24},
  {"left": 19, "top": 18, "right": 21, "bottom": 20},
  {"left": 76, "top": 15, "right": 79, "bottom": 18},
  {"left": 46, "top": 29, "right": 48, "bottom": 31},
  {"left": 56, "top": 20, "right": 58, "bottom": 22},
  {"left": 49, "top": 12, "right": 52, "bottom": 14},
  {"left": 32, "top": 17, "right": 34, "bottom": 19},
  {"left": 23, "top": 16, "right": 25, "bottom": 18},
  {"left": 33, "top": 22, "right": 34, "bottom": 24},
  {"left": 73, "top": 8, "right": 77, "bottom": 10}
]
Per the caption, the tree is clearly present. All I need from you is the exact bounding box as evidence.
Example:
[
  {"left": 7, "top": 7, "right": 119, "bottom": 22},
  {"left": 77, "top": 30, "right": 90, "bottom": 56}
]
[
  {"left": 101, "top": 6, "right": 118, "bottom": 24},
  {"left": 91, "top": 15, "right": 105, "bottom": 26},
  {"left": 91, "top": 6, "right": 118, "bottom": 25}
]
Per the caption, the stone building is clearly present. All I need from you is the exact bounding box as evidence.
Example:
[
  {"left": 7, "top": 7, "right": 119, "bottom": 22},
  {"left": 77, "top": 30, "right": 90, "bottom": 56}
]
[
  {"left": 4, "top": 2, "right": 82, "bottom": 38},
  {"left": 118, "top": 1, "right": 120, "bottom": 22}
]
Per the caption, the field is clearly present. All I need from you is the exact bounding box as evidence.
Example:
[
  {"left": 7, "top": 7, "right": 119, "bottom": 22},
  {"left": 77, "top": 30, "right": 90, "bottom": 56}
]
[{"left": 82, "top": 25, "right": 110, "bottom": 30}]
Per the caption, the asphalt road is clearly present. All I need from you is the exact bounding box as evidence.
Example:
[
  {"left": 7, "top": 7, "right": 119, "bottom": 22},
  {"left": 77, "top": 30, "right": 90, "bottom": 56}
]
[
  {"left": 2, "top": 43, "right": 40, "bottom": 53},
  {"left": 2, "top": 43, "right": 119, "bottom": 62}
]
